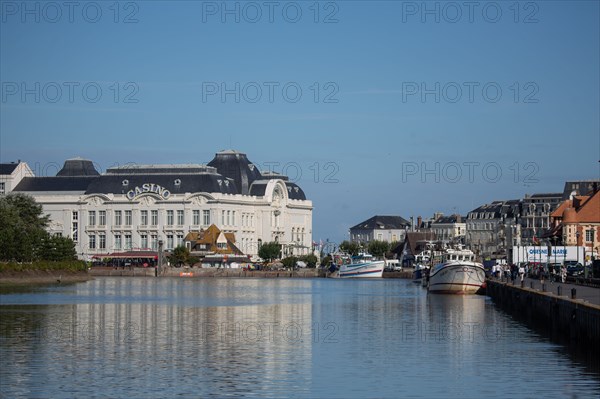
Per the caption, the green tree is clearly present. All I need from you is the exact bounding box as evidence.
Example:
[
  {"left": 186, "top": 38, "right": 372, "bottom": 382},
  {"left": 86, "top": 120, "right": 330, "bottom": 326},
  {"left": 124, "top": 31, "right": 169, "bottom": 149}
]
[
  {"left": 0, "top": 194, "right": 50, "bottom": 262},
  {"left": 339, "top": 240, "right": 360, "bottom": 256},
  {"left": 258, "top": 241, "right": 281, "bottom": 262},
  {"left": 282, "top": 256, "right": 298, "bottom": 269},
  {"left": 39, "top": 235, "right": 77, "bottom": 261},
  {"left": 169, "top": 245, "right": 190, "bottom": 267},
  {"left": 299, "top": 254, "right": 318, "bottom": 268},
  {"left": 320, "top": 255, "right": 332, "bottom": 267},
  {"left": 368, "top": 240, "right": 390, "bottom": 257}
]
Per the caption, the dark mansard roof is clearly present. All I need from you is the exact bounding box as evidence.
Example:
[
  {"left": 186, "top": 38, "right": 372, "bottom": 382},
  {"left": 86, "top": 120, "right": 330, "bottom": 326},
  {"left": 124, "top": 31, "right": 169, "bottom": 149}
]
[{"left": 13, "top": 150, "right": 307, "bottom": 199}]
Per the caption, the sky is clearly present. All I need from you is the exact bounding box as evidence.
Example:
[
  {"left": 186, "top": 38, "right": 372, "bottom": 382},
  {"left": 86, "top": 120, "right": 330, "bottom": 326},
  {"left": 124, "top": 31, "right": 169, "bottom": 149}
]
[{"left": 1, "top": 0, "right": 599, "bottom": 243}]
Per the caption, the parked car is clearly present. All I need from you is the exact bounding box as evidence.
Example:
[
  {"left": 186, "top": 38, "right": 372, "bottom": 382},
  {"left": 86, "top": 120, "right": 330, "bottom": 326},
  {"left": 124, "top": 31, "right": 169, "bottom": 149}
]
[
  {"left": 566, "top": 264, "right": 584, "bottom": 277},
  {"left": 592, "top": 259, "right": 600, "bottom": 279},
  {"left": 385, "top": 259, "right": 402, "bottom": 272}
]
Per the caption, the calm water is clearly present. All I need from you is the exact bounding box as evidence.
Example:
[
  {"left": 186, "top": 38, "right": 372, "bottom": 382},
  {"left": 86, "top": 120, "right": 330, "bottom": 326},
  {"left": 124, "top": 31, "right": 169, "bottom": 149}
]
[{"left": 0, "top": 277, "right": 598, "bottom": 398}]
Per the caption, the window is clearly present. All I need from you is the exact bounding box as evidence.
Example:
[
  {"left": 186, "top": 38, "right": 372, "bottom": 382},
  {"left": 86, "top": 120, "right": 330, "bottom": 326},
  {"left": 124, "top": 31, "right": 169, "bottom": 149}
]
[
  {"left": 125, "top": 210, "right": 132, "bottom": 226},
  {"left": 114, "top": 234, "right": 122, "bottom": 250},
  {"left": 151, "top": 235, "right": 158, "bottom": 250},
  {"left": 114, "top": 210, "right": 122, "bottom": 226},
  {"left": 193, "top": 210, "right": 200, "bottom": 225},
  {"left": 99, "top": 234, "right": 106, "bottom": 250},
  {"left": 125, "top": 234, "right": 132, "bottom": 250},
  {"left": 89, "top": 234, "right": 96, "bottom": 249},
  {"left": 141, "top": 210, "right": 148, "bottom": 226},
  {"left": 203, "top": 210, "right": 210, "bottom": 226},
  {"left": 377, "top": 233, "right": 383, "bottom": 240},
  {"left": 232, "top": 211, "right": 236, "bottom": 226},
  {"left": 0, "top": 182, "right": 5, "bottom": 195},
  {"left": 586, "top": 229, "right": 594, "bottom": 242},
  {"left": 177, "top": 234, "right": 184, "bottom": 246},
  {"left": 221, "top": 210, "right": 225, "bottom": 226},
  {"left": 167, "top": 234, "right": 174, "bottom": 250},
  {"left": 72, "top": 212, "right": 78, "bottom": 242},
  {"left": 227, "top": 210, "right": 231, "bottom": 226},
  {"left": 167, "top": 210, "right": 174, "bottom": 225},
  {"left": 151, "top": 210, "right": 158, "bottom": 226},
  {"left": 88, "top": 211, "right": 96, "bottom": 226},
  {"left": 98, "top": 210, "right": 106, "bottom": 226},
  {"left": 217, "top": 242, "right": 227, "bottom": 249},
  {"left": 177, "top": 210, "right": 184, "bottom": 225},
  {"left": 141, "top": 234, "right": 148, "bottom": 249}
]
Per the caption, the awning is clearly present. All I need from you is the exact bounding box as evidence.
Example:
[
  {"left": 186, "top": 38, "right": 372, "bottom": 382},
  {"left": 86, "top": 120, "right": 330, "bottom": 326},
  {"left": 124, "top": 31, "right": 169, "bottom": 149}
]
[{"left": 92, "top": 251, "right": 159, "bottom": 260}]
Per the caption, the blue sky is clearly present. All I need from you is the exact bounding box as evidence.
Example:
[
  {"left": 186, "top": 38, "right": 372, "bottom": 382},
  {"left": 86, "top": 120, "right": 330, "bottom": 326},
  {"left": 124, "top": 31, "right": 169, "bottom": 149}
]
[{"left": 1, "top": 0, "right": 599, "bottom": 243}]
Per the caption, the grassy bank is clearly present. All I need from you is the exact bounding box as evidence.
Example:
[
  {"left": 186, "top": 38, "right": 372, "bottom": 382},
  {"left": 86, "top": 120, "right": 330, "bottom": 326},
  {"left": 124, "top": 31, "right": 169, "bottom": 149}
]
[{"left": 0, "top": 261, "right": 91, "bottom": 290}]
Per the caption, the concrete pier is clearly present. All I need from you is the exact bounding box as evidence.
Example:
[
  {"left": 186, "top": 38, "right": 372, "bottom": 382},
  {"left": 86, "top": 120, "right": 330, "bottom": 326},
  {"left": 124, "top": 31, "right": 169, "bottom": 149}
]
[{"left": 486, "top": 279, "right": 600, "bottom": 351}]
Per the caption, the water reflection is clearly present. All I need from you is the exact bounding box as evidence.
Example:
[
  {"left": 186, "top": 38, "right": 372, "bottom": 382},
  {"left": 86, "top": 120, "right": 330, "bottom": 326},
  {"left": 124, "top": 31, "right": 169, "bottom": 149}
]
[{"left": 0, "top": 278, "right": 598, "bottom": 398}]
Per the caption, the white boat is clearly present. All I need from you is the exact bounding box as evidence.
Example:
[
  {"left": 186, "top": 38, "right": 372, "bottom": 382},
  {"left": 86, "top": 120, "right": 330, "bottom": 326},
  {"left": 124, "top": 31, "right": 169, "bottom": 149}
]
[
  {"left": 427, "top": 247, "right": 486, "bottom": 294},
  {"left": 338, "top": 253, "right": 385, "bottom": 278}
]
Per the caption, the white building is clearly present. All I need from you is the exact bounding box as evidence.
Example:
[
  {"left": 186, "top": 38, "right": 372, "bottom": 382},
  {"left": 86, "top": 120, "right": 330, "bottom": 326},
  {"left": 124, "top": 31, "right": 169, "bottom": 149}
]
[
  {"left": 430, "top": 214, "right": 466, "bottom": 242},
  {"left": 2, "top": 150, "right": 313, "bottom": 260},
  {"left": 350, "top": 215, "right": 410, "bottom": 244},
  {"left": 0, "top": 161, "right": 34, "bottom": 195}
]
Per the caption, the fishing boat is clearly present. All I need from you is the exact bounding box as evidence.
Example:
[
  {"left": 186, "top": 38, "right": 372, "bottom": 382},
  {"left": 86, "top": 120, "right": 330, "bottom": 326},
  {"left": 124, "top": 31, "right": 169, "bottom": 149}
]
[
  {"left": 412, "top": 263, "right": 429, "bottom": 284},
  {"left": 338, "top": 253, "right": 385, "bottom": 278},
  {"left": 427, "top": 246, "right": 485, "bottom": 294}
]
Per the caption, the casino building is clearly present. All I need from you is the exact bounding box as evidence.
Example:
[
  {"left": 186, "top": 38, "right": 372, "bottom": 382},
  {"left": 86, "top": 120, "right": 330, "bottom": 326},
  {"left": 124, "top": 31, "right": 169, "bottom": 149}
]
[{"left": 2, "top": 150, "right": 313, "bottom": 261}]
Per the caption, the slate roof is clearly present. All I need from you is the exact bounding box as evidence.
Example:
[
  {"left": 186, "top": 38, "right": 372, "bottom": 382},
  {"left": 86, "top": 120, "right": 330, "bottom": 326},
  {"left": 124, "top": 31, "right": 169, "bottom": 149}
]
[
  {"left": 0, "top": 163, "right": 19, "bottom": 175},
  {"left": 85, "top": 174, "right": 238, "bottom": 195},
  {"left": 433, "top": 214, "right": 465, "bottom": 224},
  {"left": 14, "top": 176, "right": 97, "bottom": 192},
  {"left": 207, "top": 150, "right": 262, "bottom": 195},
  {"left": 11, "top": 150, "right": 308, "bottom": 199},
  {"left": 350, "top": 215, "right": 410, "bottom": 230},
  {"left": 56, "top": 158, "right": 100, "bottom": 176}
]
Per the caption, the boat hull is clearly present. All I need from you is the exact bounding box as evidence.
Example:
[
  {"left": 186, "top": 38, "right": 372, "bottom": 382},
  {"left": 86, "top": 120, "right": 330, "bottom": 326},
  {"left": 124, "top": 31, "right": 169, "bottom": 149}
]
[
  {"left": 428, "top": 262, "right": 485, "bottom": 294},
  {"left": 339, "top": 261, "right": 385, "bottom": 278}
]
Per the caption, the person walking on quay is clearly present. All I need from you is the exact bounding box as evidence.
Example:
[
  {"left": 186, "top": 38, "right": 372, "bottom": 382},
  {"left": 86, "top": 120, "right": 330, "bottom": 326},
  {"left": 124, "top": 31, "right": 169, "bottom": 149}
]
[
  {"left": 519, "top": 264, "right": 525, "bottom": 283},
  {"left": 561, "top": 265, "right": 567, "bottom": 283}
]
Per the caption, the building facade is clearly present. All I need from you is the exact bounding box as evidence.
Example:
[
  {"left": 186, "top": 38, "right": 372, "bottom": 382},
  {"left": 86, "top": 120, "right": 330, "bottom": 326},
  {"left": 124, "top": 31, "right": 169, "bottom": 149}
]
[
  {"left": 3, "top": 150, "right": 313, "bottom": 260},
  {"left": 549, "top": 189, "right": 600, "bottom": 261},
  {"left": 519, "top": 193, "right": 562, "bottom": 244},
  {"left": 429, "top": 214, "right": 466, "bottom": 243},
  {"left": 466, "top": 200, "right": 520, "bottom": 258},
  {"left": 0, "top": 161, "right": 34, "bottom": 195},
  {"left": 350, "top": 215, "right": 410, "bottom": 244}
]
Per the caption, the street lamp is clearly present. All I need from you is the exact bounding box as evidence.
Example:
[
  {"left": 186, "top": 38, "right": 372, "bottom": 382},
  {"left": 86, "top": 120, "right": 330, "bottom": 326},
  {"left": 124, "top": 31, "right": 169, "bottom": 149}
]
[{"left": 576, "top": 231, "right": 580, "bottom": 265}]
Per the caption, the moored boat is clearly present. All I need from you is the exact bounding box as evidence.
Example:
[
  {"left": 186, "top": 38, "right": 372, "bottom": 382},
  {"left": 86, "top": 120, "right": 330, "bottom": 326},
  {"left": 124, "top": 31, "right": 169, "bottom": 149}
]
[
  {"left": 339, "top": 253, "right": 385, "bottom": 278},
  {"left": 427, "top": 247, "right": 485, "bottom": 294}
]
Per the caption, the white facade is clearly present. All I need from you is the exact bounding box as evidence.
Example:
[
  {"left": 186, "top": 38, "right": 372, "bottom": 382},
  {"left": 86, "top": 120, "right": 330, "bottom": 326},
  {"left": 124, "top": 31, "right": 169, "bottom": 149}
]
[
  {"left": 5, "top": 153, "right": 313, "bottom": 261},
  {"left": 0, "top": 162, "right": 34, "bottom": 195}
]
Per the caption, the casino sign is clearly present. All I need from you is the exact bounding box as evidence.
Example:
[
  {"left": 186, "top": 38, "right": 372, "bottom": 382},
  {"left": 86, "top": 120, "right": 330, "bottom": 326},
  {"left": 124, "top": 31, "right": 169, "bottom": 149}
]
[{"left": 126, "top": 183, "right": 171, "bottom": 200}]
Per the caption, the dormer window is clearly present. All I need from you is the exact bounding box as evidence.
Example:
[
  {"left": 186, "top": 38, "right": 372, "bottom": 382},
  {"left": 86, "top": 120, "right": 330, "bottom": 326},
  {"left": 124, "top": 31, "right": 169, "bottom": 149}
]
[
  {"left": 174, "top": 179, "right": 181, "bottom": 186},
  {"left": 122, "top": 179, "right": 129, "bottom": 186}
]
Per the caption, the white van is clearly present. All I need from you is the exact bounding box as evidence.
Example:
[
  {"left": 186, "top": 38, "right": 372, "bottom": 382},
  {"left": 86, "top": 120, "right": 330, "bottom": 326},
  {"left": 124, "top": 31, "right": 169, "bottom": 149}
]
[{"left": 385, "top": 259, "right": 402, "bottom": 271}]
